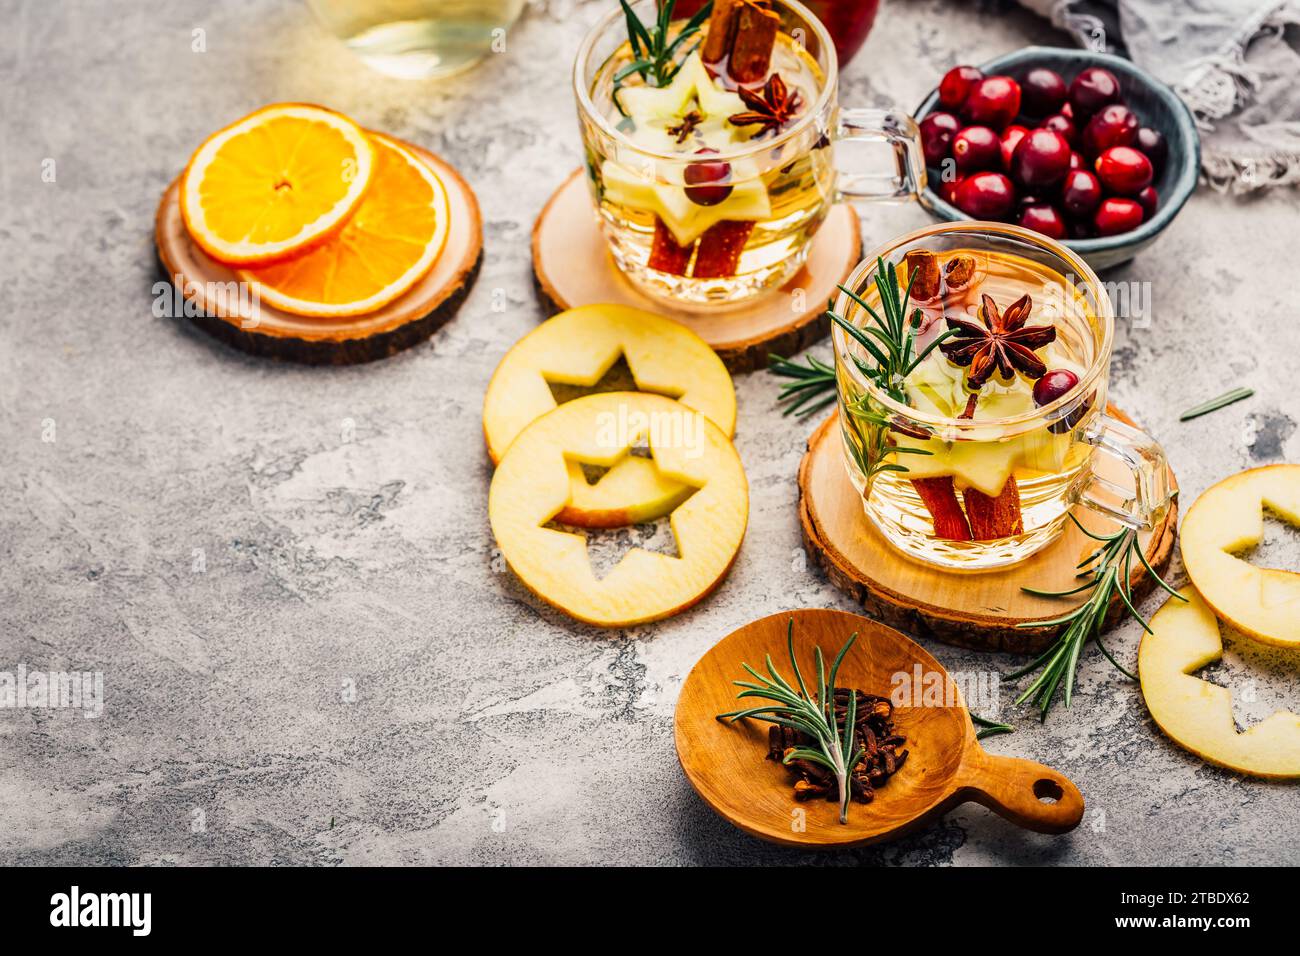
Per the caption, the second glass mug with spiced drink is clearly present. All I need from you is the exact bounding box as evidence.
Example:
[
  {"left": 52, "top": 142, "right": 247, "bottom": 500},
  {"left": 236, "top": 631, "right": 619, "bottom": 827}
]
[
  {"left": 833, "top": 222, "right": 1172, "bottom": 570},
  {"left": 573, "top": 0, "right": 924, "bottom": 306}
]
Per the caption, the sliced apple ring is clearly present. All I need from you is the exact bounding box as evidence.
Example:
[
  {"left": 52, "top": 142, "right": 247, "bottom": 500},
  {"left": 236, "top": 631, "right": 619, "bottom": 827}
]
[
  {"left": 1139, "top": 587, "right": 1300, "bottom": 778},
  {"left": 489, "top": 392, "right": 748, "bottom": 627},
  {"left": 1180, "top": 465, "right": 1300, "bottom": 648},
  {"left": 483, "top": 304, "right": 735, "bottom": 528}
]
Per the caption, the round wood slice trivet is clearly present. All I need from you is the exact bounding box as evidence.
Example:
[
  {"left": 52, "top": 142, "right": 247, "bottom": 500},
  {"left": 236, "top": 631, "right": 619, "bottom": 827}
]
[
  {"left": 154, "top": 139, "right": 482, "bottom": 365},
  {"left": 531, "top": 169, "right": 861, "bottom": 373},
  {"left": 798, "top": 409, "right": 1178, "bottom": 654}
]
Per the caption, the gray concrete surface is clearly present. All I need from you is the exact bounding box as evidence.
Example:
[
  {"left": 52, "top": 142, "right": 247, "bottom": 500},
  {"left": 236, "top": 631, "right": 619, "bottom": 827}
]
[{"left": 1, "top": 0, "right": 1297, "bottom": 866}]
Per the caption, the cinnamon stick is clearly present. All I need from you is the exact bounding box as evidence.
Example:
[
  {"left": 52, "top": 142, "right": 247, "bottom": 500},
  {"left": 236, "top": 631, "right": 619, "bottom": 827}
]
[
  {"left": 701, "top": 0, "right": 741, "bottom": 64},
  {"left": 729, "top": 2, "right": 780, "bottom": 84},
  {"left": 963, "top": 477, "right": 1025, "bottom": 540},
  {"left": 905, "top": 250, "right": 942, "bottom": 302},
  {"left": 911, "top": 477, "right": 973, "bottom": 541},
  {"left": 647, "top": 216, "right": 693, "bottom": 275},
  {"left": 691, "top": 220, "right": 754, "bottom": 278},
  {"left": 703, "top": 0, "right": 778, "bottom": 84}
]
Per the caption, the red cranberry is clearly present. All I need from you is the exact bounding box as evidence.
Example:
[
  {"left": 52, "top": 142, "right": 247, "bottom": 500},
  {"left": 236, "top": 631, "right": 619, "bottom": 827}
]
[
  {"left": 1011, "top": 128, "right": 1072, "bottom": 188},
  {"left": 1060, "top": 169, "right": 1103, "bottom": 219},
  {"left": 1081, "top": 103, "right": 1139, "bottom": 156},
  {"left": 1095, "top": 145, "right": 1153, "bottom": 195},
  {"left": 964, "top": 76, "right": 1021, "bottom": 129},
  {"left": 1018, "top": 203, "right": 1067, "bottom": 239},
  {"left": 1060, "top": 102, "right": 1073, "bottom": 118},
  {"left": 1135, "top": 127, "right": 1167, "bottom": 173},
  {"left": 1136, "top": 185, "right": 1159, "bottom": 216},
  {"left": 684, "top": 148, "right": 733, "bottom": 206},
  {"left": 1021, "top": 67, "right": 1068, "bottom": 117},
  {"left": 939, "top": 65, "right": 984, "bottom": 111},
  {"left": 1035, "top": 369, "right": 1088, "bottom": 432},
  {"left": 1000, "top": 125, "right": 1029, "bottom": 171},
  {"left": 939, "top": 175, "right": 964, "bottom": 206},
  {"left": 1040, "top": 113, "right": 1077, "bottom": 147},
  {"left": 920, "top": 111, "right": 961, "bottom": 166},
  {"left": 952, "top": 125, "right": 1001, "bottom": 172},
  {"left": 1068, "top": 66, "right": 1122, "bottom": 118},
  {"left": 1094, "top": 197, "right": 1145, "bottom": 236},
  {"left": 954, "top": 171, "right": 1016, "bottom": 219},
  {"left": 1067, "top": 219, "right": 1094, "bottom": 240},
  {"left": 1033, "top": 368, "right": 1079, "bottom": 406},
  {"left": 1067, "top": 150, "right": 1086, "bottom": 171}
]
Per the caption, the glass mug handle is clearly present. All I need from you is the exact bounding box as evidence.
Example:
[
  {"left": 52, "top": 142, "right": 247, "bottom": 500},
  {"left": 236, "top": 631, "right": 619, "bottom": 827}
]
[
  {"left": 833, "top": 108, "right": 926, "bottom": 203},
  {"left": 1077, "top": 413, "right": 1172, "bottom": 530}
]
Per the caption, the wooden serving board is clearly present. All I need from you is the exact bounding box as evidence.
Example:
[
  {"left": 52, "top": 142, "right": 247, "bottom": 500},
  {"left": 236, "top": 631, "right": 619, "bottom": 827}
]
[
  {"left": 531, "top": 169, "right": 861, "bottom": 373},
  {"left": 154, "top": 140, "right": 483, "bottom": 365},
  {"left": 676, "top": 608, "right": 1084, "bottom": 849},
  {"left": 799, "top": 410, "right": 1179, "bottom": 654}
]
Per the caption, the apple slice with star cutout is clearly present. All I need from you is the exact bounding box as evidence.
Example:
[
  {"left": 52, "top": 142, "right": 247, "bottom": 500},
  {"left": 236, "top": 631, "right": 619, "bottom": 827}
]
[
  {"left": 489, "top": 391, "right": 748, "bottom": 627},
  {"left": 1139, "top": 586, "right": 1300, "bottom": 778},
  {"left": 1180, "top": 465, "right": 1300, "bottom": 648},
  {"left": 483, "top": 304, "right": 735, "bottom": 527}
]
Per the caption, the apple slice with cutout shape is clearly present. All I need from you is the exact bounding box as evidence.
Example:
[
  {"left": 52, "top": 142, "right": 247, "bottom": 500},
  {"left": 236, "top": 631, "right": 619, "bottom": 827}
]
[
  {"left": 489, "top": 392, "right": 748, "bottom": 627},
  {"left": 1180, "top": 465, "right": 1300, "bottom": 648},
  {"left": 483, "top": 305, "right": 735, "bottom": 528},
  {"left": 1139, "top": 586, "right": 1300, "bottom": 778}
]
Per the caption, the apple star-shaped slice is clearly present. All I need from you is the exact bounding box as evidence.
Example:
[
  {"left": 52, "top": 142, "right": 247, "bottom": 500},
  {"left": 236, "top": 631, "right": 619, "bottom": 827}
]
[
  {"left": 1180, "top": 464, "right": 1300, "bottom": 647},
  {"left": 602, "top": 52, "right": 771, "bottom": 246},
  {"left": 482, "top": 305, "right": 736, "bottom": 528},
  {"left": 489, "top": 391, "right": 748, "bottom": 627},
  {"left": 1139, "top": 587, "right": 1300, "bottom": 778}
]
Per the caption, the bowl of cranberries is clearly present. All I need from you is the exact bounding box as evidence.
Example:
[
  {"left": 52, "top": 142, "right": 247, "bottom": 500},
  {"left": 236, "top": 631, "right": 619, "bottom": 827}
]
[{"left": 915, "top": 46, "right": 1199, "bottom": 269}]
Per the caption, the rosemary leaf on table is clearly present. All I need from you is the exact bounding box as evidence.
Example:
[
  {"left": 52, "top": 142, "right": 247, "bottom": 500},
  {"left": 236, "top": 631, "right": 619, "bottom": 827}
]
[
  {"left": 769, "top": 352, "right": 837, "bottom": 418},
  {"left": 1011, "top": 513, "right": 1185, "bottom": 719},
  {"left": 1179, "top": 386, "right": 1254, "bottom": 421},
  {"left": 770, "top": 257, "right": 957, "bottom": 428},
  {"left": 970, "top": 713, "right": 1015, "bottom": 740}
]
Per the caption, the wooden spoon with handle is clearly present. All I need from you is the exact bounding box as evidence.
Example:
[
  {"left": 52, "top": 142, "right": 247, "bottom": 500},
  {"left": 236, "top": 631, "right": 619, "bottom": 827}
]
[{"left": 675, "top": 608, "right": 1083, "bottom": 848}]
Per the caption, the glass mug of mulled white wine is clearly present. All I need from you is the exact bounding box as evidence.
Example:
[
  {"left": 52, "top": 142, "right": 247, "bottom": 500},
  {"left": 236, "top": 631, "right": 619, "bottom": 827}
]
[
  {"left": 573, "top": 0, "right": 925, "bottom": 307},
  {"left": 833, "top": 221, "right": 1172, "bottom": 570},
  {"left": 305, "top": 0, "right": 526, "bottom": 79}
]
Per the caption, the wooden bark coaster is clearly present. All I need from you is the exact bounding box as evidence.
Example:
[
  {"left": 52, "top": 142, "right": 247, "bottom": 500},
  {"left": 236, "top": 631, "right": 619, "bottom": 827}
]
[
  {"left": 154, "top": 140, "right": 482, "bottom": 365},
  {"left": 798, "top": 410, "right": 1179, "bottom": 654},
  {"left": 531, "top": 169, "right": 861, "bottom": 373}
]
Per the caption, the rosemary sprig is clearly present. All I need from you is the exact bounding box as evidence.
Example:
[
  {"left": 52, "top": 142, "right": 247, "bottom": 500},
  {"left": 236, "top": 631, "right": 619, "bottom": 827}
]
[
  {"left": 769, "top": 352, "right": 837, "bottom": 418},
  {"left": 1010, "top": 513, "right": 1185, "bottom": 718},
  {"left": 717, "top": 620, "right": 864, "bottom": 825},
  {"left": 1179, "top": 386, "right": 1254, "bottom": 422},
  {"left": 841, "top": 401, "right": 934, "bottom": 485},
  {"left": 970, "top": 713, "right": 1015, "bottom": 740},
  {"left": 828, "top": 257, "right": 959, "bottom": 403},
  {"left": 769, "top": 259, "right": 960, "bottom": 423},
  {"left": 613, "top": 0, "right": 712, "bottom": 113}
]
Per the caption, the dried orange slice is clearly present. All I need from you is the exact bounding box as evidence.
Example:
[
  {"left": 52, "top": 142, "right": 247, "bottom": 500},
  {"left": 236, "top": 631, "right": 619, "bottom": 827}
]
[
  {"left": 181, "top": 103, "right": 376, "bottom": 266},
  {"left": 238, "top": 135, "right": 451, "bottom": 317}
]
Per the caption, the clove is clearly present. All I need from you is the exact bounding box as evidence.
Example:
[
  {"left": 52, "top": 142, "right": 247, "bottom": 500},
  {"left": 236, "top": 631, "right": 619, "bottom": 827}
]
[{"left": 765, "top": 686, "right": 908, "bottom": 806}]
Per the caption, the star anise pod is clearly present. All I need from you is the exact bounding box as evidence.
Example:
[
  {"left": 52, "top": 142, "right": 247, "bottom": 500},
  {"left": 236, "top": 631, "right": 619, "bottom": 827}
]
[
  {"left": 728, "top": 72, "right": 802, "bottom": 137},
  {"left": 939, "top": 293, "right": 1056, "bottom": 389}
]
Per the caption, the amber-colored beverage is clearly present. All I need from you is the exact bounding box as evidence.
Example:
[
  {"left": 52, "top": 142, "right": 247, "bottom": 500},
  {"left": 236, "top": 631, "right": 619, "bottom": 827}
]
[
  {"left": 574, "top": 0, "right": 929, "bottom": 308},
  {"left": 835, "top": 223, "right": 1172, "bottom": 571},
  {"left": 586, "top": 34, "right": 830, "bottom": 305}
]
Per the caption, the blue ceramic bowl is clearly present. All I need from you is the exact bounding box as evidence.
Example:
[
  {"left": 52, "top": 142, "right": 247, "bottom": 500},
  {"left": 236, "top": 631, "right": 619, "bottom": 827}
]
[{"left": 915, "top": 46, "right": 1200, "bottom": 271}]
